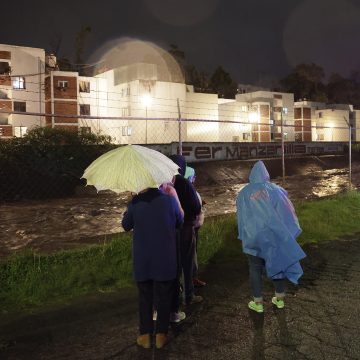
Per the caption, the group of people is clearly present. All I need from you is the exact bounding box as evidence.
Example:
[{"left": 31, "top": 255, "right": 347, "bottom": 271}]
[
  {"left": 122, "top": 155, "right": 205, "bottom": 349},
  {"left": 122, "top": 157, "right": 305, "bottom": 350}
]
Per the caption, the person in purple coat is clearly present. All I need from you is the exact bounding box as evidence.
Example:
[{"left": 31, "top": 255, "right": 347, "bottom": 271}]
[{"left": 122, "top": 187, "right": 183, "bottom": 349}]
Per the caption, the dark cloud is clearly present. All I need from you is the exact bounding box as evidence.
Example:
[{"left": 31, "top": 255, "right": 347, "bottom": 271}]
[{"left": 1, "top": 0, "right": 358, "bottom": 83}]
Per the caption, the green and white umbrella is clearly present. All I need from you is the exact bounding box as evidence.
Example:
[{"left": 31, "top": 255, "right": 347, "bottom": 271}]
[{"left": 82, "top": 145, "right": 179, "bottom": 194}]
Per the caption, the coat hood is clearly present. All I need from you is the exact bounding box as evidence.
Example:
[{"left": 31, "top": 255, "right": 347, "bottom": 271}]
[
  {"left": 169, "top": 155, "right": 187, "bottom": 176},
  {"left": 185, "top": 166, "right": 195, "bottom": 182},
  {"left": 249, "top": 161, "right": 270, "bottom": 184}
]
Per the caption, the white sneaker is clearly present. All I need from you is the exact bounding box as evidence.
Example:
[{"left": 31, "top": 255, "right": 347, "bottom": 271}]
[{"left": 170, "top": 311, "right": 186, "bottom": 323}]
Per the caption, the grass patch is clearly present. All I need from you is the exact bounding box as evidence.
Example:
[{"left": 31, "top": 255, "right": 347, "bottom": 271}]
[
  {"left": 296, "top": 190, "right": 360, "bottom": 244},
  {"left": 1, "top": 191, "right": 360, "bottom": 313}
]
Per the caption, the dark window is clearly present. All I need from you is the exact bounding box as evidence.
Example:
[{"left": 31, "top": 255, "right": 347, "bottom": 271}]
[
  {"left": 80, "top": 127, "right": 91, "bottom": 135},
  {"left": 80, "top": 104, "right": 90, "bottom": 116},
  {"left": 58, "top": 80, "right": 68, "bottom": 89},
  {"left": 14, "top": 101, "right": 26, "bottom": 112},
  {"left": 79, "top": 81, "right": 90, "bottom": 93},
  {"left": 294, "top": 108, "right": 302, "bottom": 119},
  {"left": 0, "top": 61, "right": 10, "bottom": 75}
]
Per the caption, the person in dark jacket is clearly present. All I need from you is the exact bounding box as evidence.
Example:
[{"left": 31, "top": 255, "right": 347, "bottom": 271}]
[
  {"left": 122, "top": 187, "right": 183, "bottom": 349},
  {"left": 169, "top": 155, "right": 202, "bottom": 305}
]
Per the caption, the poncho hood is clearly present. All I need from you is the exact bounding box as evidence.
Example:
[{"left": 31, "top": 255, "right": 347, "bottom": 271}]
[{"left": 249, "top": 160, "right": 270, "bottom": 183}]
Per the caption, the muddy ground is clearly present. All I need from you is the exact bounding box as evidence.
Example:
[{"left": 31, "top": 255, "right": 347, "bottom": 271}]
[{"left": 1, "top": 155, "right": 360, "bottom": 257}]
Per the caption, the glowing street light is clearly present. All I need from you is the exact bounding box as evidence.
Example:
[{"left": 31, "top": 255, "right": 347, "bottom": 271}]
[
  {"left": 248, "top": 112, "right": 259, "bottom": 123},
  {"left": 141, "top": 94, "right": 152, "bottom": 144}
]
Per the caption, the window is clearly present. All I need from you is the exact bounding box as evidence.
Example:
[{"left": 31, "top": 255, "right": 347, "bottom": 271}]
[
  {"left": 121, "top": 107, "right": 131, "bottom": 117},
  {"left": 122, "top": 126, "right": 132, "bottom": 136},
  {"left": 317, "top": 134, "right": 324, "bottom": 141},
  {"left": 80, "top": 127, "right": 91, "bottom": 135},
  {"left": 14, "top": 126, "right": 27, "bottom": 137},
  {"left": 241, "top": 105, "right": 247, "bottom": 112},
  {"left": 80, "top": 104, "right": 90, "bottom": 116},
  {"left": 58, "top": 80, "right": 68, "bottom": 89},
  {"left": 318, "top": 112, "right": 323, "bottom": 118},
  {"left": 12, "top": 76, "right": 26, "bottom": 90},
  {"left": 79, "top": 80, "right": 90, "bottom": 93},
  {"left": 14, "top": 101, "right": 26, "bottom": 112},
  {"left": 0, "top": 61, "right": 10, "bottom": 75},
  {"left": 243, "top": 133, "right": 250, "bottom": 140},
  {"left": 164, "top": 121, "right": 170, "bottom": 131}
]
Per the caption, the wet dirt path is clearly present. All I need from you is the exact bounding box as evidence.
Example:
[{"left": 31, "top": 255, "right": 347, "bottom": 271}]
[
  {"left": 1, "top": 236, "right": 359, "bottom": 359},
  {"left": 0, "top": 156, "right": 359, "bottom": 257}
]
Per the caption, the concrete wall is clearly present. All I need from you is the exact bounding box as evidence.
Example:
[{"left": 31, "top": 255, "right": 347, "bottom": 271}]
[{"left": 147, "top": 141, "right": 346, "bottom": 162}]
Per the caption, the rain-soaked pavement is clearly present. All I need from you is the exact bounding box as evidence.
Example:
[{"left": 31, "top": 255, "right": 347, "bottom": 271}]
[
  {"left": 1, "top": 234, "right": 359, "bottom": 359},
  {"left": 1, "top": 155, "right": 360, "bottom": 257}
]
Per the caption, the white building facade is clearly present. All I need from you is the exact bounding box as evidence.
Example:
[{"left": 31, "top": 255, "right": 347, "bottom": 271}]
[
  {"left": 0, "top": 44, "right": 45, "bottom": 138},
  {"left": 0, "top": 43, "right": 358, "bottom": 144}
]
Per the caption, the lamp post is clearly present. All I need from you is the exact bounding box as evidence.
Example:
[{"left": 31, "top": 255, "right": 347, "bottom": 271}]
[{"left": 141, "top": 94, "right": 152, "bottom": 144}]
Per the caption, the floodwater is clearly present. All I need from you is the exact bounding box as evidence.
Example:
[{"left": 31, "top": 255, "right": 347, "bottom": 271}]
[{"left": 0, "top": 156, "right": 359, "bottom": 257}]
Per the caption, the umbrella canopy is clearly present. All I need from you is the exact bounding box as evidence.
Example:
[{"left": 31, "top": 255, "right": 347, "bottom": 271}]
[{"left": 82, "top": 145, "right": 179, "bottom": 194}]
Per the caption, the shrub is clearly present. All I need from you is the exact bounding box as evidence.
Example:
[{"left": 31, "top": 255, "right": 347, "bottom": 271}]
[{"left": 0, "top": 127, "right": 115, "bottom": 200}]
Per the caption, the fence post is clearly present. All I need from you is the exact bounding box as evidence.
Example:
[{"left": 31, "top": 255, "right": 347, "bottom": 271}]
[
  {"left": 349, "top": 123, "right": 352, "bottom": 189},
  {"left": 177, "top": 98, "right": 182, "bottom": 155},
  {"left": 281, "top": 110, "right": 285, "bottom": 183}
]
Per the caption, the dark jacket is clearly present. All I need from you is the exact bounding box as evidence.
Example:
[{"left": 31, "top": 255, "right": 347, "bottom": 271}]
[
  {"left": 169, "top": 155, "right": 201, "bottom": 224},
  {"left": 122, "top": 188, "right": 183, "bottom": 282}
]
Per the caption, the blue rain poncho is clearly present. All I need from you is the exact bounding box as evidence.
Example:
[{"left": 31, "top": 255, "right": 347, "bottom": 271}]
[{"left": 236, "top": 161, "right": 306, "bottom": 284}]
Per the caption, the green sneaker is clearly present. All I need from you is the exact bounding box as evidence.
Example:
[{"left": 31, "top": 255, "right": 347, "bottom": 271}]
[
  {"left": 272, "top": 297, "right": 285, "bottom": 309},
  {"left": 248, "top": 301, "right": 264, "bottom": 313}
]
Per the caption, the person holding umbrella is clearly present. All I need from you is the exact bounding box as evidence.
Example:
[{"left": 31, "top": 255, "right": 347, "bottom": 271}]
[
  {"left": 82, "top": 145, "right": 184, "bottom": 349},
  {"left": 122, "top": 186, "right": 183, "bottom": 348}
]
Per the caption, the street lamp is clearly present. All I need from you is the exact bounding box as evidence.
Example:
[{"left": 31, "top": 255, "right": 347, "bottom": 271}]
[{"left": 141, "top": 94, "right": 152, "bottom": 144}]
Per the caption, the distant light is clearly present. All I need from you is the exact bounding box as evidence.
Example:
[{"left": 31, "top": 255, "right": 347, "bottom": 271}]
[
  {"left": 248, "top": 112, "right": 259, "bottom": 123},
  {"left": 141, "top": 94, "right": 152, "bottom": 107}
]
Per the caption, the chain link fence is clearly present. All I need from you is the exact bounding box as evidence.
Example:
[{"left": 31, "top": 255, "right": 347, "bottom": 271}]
[{"left": 0, "top": 113, "right": 359, "bottom": 257}]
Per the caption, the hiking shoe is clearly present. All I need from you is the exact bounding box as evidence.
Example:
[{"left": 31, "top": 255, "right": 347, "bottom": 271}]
[
  {"left": 272, "top": 297, "right": 285, "bottom": 309},
  {"left": 137, "top": 334, "right": 151, "bottom": 349},
  {"left": 184, "top": 295, "right": 203, "bottom": 306},
  {"left": 248, "top": 301, "right": 264, "bottom": 313},
  {"left": 170, "top": 311, "right": 186, "bottom": 323},
  {"left": 193, "top": 278, "right": 206, "bottom": 287},
  {"left": 155, "top": 333, "right": 169, "bottom": 349},
  {"left": 153, "top": 310, "right": 157, "bottom": 321}
]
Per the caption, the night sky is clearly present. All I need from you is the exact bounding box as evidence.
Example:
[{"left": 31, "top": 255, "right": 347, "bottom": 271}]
[{"left": 2, "top": 0, "right": 360, "bottom": 84}]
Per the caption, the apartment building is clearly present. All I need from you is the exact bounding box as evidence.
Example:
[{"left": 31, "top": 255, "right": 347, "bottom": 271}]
[
  {"left": 0, "top": 43, "right": 357, "bottom": 144},
  {"left": 0, "top": 44, "right": 45, "bottom": 138},
  {"left": 294, "top": 101, "right": 351, "bottom": 142},
  {"left": 218, "top": 91, "right": 295, "bottom": 142}
]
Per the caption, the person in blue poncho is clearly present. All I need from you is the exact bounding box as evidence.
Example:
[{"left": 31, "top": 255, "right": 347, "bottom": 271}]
[{"left": 236, "top": 161, "right": 306, "bottom": 313}]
